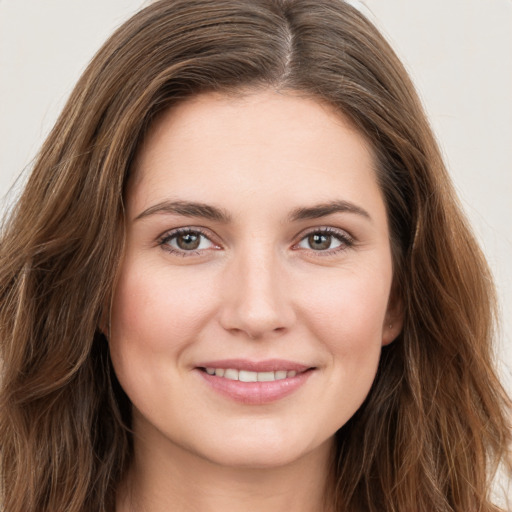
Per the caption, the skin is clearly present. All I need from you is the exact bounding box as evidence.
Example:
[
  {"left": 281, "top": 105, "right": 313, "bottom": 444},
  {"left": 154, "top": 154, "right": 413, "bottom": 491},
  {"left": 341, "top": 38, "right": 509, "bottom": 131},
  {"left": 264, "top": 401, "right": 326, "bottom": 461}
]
[{"left": 109, "top": 89, "right": 403, "bottom": 512}]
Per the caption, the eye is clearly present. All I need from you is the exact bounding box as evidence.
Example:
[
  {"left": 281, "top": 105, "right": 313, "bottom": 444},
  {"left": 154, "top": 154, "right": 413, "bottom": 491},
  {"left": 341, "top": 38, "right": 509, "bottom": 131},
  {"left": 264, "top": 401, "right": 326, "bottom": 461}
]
[
  {"left": 159, "top": 228, "right": 219, "bottom": 255},
  {"left": 295, "top": 228, "right": 353, "bottom": 253}
]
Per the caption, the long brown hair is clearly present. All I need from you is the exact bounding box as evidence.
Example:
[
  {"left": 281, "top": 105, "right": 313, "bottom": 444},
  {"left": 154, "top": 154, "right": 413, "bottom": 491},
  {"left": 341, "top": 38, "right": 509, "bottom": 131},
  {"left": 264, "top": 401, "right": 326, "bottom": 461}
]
[{"left": 1, "top": 1, "right": 510, "bottom": 510}]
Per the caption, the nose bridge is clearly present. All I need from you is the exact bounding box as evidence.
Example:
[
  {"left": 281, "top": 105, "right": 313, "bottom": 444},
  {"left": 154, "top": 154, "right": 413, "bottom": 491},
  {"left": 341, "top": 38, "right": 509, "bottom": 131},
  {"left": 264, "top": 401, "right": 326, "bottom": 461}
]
[{"left": 221, "top": 240, "right": 294, "bottom": 338}]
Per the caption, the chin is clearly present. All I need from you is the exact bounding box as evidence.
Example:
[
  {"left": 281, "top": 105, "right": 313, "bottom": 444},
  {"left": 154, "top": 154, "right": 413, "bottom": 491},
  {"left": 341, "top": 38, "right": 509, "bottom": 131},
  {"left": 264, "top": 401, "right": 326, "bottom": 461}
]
[{"left": 186, "top": 429, "right": 334, "bottom": 470}]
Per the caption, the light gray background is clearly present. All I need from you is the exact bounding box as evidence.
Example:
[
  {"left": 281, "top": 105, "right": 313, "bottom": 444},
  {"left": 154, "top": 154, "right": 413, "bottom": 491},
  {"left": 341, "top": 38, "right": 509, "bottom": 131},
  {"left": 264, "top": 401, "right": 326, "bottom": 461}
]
[{"left": 1, "top": 1, "right": 511, "bottom": 387}]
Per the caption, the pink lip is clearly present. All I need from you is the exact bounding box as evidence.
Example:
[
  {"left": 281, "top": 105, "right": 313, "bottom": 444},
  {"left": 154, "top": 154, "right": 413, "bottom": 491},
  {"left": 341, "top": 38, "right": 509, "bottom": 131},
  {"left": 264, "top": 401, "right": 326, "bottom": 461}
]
[
  {"left": 194, "top": 359, "right": 315, "bottom": 405},
  {"left": 195, "top": 358, "right": 311, "bottom": 373}
]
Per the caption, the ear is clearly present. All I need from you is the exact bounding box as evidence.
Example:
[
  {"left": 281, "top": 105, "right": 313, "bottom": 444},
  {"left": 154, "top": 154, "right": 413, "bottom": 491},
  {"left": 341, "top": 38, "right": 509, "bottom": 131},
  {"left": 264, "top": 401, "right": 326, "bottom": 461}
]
[
  {"left": 98, "top": 300, "right": 111, "bottom": 339},
  {"left": 97, "top": 321, "right": 109, "bottom": 340},
  {"left": 381, "top": 286, "right": 404, "bottom": 346}
]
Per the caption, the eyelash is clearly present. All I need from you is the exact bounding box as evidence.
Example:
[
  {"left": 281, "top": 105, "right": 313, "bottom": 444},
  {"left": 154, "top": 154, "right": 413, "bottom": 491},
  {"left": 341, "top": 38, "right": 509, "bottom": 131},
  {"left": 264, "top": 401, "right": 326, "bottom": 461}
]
[
  {"left": 158, "top": 227, "right": 218, "bottom": 256},
  {"left": 158, "top": 226, "right": 354, "bottom": 257},
  {"left": 293, "top": 227, "right": 355, "bottom": 256}
]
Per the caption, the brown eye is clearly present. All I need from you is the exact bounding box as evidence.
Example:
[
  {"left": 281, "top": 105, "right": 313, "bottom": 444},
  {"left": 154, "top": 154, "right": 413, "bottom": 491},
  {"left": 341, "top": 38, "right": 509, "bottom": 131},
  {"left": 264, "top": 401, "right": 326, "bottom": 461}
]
[
  {"left": 160, "top": 229, "right": 217, "bottom": 254},
  {"left": 176, "top": 232, "right": 201, "bottom": 250},
  {"left": 296, "top": 229, "right": 351, "bottom": 253},
  {"left": 307, "top": 233, "right": 332, "bottom": 250}
]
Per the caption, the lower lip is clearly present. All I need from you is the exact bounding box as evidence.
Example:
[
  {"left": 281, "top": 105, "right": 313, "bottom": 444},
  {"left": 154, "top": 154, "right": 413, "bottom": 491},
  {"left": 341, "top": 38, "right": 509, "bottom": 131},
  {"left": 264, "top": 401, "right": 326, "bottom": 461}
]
[{"left": 196, "top": 369, "right": 313, "bottom": 405}]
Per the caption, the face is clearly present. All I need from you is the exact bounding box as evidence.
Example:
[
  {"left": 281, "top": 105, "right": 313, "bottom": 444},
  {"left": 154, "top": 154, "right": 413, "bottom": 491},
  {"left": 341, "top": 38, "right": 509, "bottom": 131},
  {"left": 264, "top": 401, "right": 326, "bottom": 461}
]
[{"left": 108, "top": 90, "right": 402, "bottom": 469}]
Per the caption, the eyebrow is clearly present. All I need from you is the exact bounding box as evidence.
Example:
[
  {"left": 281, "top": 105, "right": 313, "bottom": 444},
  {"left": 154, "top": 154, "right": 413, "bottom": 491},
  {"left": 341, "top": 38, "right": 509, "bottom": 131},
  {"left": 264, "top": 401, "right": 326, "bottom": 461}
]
[
  {"left": 134, "top": 199, "right": 371, "bottom": 224},
  {"left": 134, "top": 200, "right": 232, "bottom": 223},
  {"left": 288, "top": 200, "right": 372, "bottom": 222}
]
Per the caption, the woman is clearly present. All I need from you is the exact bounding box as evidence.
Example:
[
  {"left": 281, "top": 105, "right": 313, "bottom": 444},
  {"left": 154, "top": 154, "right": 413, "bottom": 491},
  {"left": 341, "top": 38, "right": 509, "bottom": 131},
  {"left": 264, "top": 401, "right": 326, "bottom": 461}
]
[{"left": 0, "top": 0, "right": 510, "bottom": 511}]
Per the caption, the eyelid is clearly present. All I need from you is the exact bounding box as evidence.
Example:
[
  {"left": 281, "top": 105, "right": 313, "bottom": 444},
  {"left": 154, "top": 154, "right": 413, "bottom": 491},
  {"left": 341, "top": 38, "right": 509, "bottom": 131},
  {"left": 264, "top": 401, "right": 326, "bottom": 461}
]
[
  {"left": 158, "top": 226, "right": 222, "bottom": 256},
  {"left": 292, "top": 226, "right": 355, "bottom": 254},
  {"left": 156, "top": 224, "right": 355, "bottom": 257}
]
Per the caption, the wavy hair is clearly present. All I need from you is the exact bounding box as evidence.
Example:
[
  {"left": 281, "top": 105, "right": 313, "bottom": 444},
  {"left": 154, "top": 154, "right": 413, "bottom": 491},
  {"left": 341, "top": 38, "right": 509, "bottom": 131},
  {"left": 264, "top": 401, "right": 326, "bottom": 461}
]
[{"left": 1, "top": 1, "right": 510, "bottom": 510}]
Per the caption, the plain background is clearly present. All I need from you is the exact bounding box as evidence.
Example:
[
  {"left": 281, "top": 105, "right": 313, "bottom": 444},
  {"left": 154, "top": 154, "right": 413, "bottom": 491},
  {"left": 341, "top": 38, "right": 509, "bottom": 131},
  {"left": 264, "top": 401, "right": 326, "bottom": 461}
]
[{"left": 0, "top": 1, "right": 510, "bottom": 383}]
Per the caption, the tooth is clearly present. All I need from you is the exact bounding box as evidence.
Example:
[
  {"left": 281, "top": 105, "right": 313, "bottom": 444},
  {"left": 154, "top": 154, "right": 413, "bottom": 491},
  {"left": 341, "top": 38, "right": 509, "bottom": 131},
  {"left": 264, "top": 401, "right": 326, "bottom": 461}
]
[
  {"left": 239, "top": 370, "right": 258, "bottom": 382},
  {"left": 257, "top": 371, "right": 275, "bottom": 382},
  {"left": 207, "top": 368, "right": 299, "bottom": 381},
  {"left": 224, "top": 368, "right": 238, "bottom": 380}
]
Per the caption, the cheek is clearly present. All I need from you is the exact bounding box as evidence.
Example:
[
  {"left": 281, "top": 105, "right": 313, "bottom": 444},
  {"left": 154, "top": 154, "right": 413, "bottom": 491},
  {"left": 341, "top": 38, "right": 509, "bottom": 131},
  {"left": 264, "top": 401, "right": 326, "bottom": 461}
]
[
  {"left": 107, "top": 259, "right": 221, "bottom": 414},
  {"left": 298, "top": 262, "right": 391, "bottom": 398},
  {"left": 110, "top": 260, "right": 217, "bottom": 354},
  {"left": 303, "top": 265, "right": 391, "bottom": 344},
  {"left": 273, "top": 263, "right": 393, "bottom": 436}
]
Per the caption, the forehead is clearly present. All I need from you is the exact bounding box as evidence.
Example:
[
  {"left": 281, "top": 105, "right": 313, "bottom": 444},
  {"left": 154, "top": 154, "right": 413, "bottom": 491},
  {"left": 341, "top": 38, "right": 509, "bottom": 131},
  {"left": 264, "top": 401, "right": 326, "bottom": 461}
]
[{"left": 128, "top": 90, "right": 383, "bottom": 222}]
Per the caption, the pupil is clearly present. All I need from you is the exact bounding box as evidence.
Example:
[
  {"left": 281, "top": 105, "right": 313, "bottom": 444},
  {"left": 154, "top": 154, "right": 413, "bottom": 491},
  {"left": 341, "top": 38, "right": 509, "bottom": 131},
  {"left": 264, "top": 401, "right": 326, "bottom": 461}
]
[
  {"left": 177, "top": 233, "right": 200, "bottom": 250},
  {"left": 309, "top": 233, "right": 331, "bottom": 250}
]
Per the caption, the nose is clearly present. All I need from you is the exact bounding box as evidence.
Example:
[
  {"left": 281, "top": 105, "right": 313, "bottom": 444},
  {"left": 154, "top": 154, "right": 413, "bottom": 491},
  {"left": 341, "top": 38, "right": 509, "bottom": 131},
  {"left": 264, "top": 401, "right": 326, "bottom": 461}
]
[{"left": 219, "top": 246, "right": 296, "bottom": 340}]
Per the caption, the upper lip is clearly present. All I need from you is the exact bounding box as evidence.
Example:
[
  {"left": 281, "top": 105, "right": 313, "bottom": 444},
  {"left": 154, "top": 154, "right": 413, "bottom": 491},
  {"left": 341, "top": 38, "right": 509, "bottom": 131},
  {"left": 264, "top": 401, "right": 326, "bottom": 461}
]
[{"left": 195, "top": 359, "right": 312, "bottom": 373}]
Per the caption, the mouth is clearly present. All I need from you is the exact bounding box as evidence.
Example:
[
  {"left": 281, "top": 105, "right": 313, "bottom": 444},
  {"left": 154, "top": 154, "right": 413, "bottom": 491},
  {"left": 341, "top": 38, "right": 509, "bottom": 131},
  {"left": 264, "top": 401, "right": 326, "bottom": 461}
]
[
  {"left": 194, "top": 359, "right": 316, "bottom": 405},
  {"left": 199, "top": 367, "right": 304, "bottom": 382}
]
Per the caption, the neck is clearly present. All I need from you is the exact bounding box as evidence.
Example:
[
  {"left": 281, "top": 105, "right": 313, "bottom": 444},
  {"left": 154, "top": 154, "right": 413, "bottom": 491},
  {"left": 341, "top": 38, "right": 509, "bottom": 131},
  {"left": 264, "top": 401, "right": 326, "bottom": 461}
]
[{"left": 116, "top": 424, "right": 336, "bottom": 512}]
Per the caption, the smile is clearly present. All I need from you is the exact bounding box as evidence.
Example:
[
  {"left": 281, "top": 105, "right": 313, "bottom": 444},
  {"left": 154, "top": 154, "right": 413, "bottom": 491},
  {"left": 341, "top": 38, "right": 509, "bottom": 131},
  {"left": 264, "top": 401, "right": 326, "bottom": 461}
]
[
  {"left": 202, "top": 368, "right": 298, "bottom": 381},
  {"left": 195, "top": 359, "right": 315, "bottom": 405}
]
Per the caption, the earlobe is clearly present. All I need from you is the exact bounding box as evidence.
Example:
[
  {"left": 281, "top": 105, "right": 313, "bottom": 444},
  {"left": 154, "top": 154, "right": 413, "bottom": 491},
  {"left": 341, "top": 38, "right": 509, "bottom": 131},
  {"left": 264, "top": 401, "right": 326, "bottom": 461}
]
[
  {"left": 98, "top": 304, "right": 111, "bottom": 340},
  {"left": 97, "top": 322, "right": 109, "bottom": 341},
  {"left": 382, "top": 292, "right": 404, "bottom": 346},
  {"left": 382, "top": 319, "right": 403, "bottom": 346},
  {"left": 98, "top": 324, "right": 109, "bottom": 339}
]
